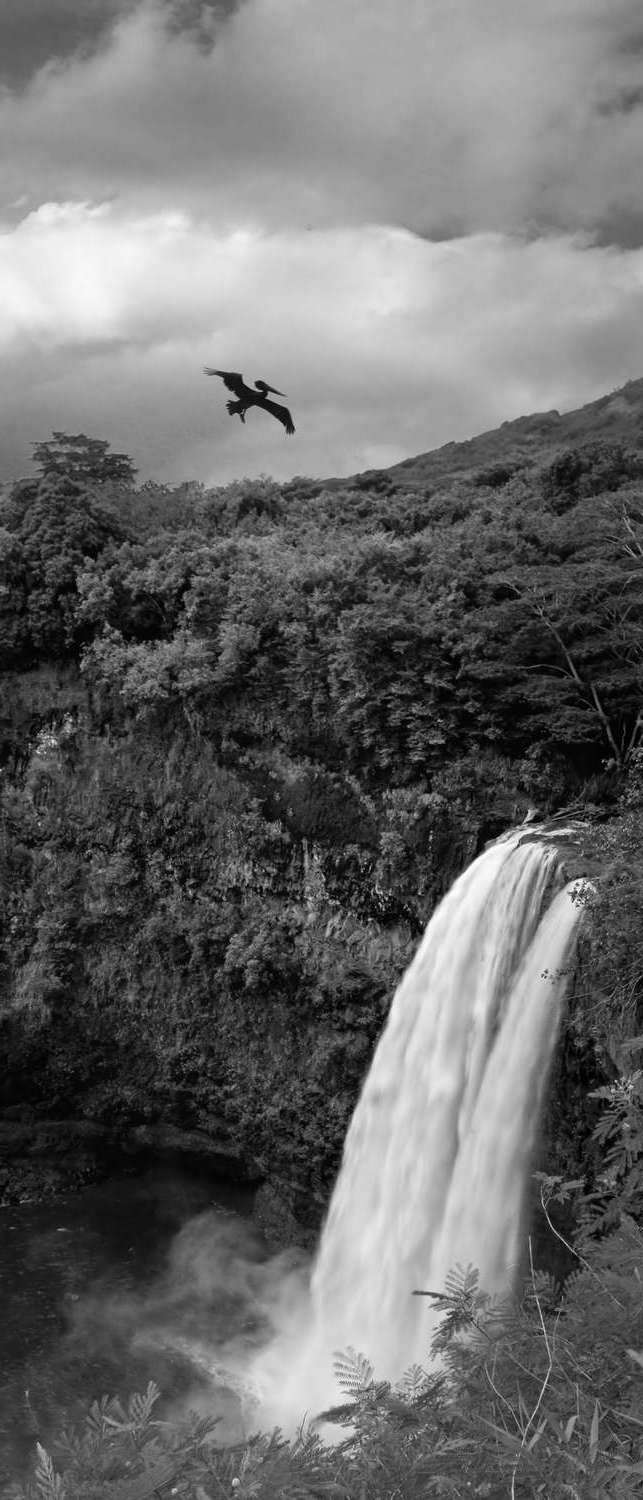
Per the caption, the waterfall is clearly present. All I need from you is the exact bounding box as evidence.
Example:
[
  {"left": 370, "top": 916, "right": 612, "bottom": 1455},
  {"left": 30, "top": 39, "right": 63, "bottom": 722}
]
[{"left": 250, "top": 828, "right": 589, "bottom": 1424}]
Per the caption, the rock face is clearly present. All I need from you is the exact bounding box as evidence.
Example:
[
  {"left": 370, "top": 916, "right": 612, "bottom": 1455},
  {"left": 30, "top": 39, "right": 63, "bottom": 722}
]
[
  {"left": 0, "top": 1116, "right": 259, "bottom": 1207},
  {"left": 0, "top": 1115, "right": 320, "bottom": 1254},
  {"left": 0, "top": 1121, "right": 103, "bottom": 1205}
]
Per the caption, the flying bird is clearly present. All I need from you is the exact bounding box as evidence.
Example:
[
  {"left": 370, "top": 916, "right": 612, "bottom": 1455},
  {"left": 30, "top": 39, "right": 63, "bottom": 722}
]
[{"left": 204, "top": 368, "right": 295, "bottom": 435}]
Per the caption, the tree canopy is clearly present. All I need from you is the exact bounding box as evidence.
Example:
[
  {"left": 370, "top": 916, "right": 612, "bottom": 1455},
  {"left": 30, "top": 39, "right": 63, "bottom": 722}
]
[{"left": 31, "top": 431, "right": 137, "bottom": 488}]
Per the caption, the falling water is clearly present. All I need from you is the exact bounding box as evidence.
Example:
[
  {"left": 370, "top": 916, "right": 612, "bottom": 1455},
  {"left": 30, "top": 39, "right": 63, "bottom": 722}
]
[{"left": 256, "top": 829, "right": 589, "bottom": 1420}]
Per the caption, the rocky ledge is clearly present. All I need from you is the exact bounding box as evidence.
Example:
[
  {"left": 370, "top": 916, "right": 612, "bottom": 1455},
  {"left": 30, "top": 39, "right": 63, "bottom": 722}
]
[{"left": 0, "top": 1116, "right": 259, "bottom": 1208}]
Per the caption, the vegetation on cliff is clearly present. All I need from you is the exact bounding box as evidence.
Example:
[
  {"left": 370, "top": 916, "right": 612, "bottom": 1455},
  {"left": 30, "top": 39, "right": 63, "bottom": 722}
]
[{"left": 1, "top": 397, "right": 643, "bottom": 1219}]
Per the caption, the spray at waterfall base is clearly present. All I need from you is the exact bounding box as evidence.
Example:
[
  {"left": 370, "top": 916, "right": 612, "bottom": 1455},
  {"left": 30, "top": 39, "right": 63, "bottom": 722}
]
[{"left": 161, "top": 827, "right": 593, "bottom": 1431}]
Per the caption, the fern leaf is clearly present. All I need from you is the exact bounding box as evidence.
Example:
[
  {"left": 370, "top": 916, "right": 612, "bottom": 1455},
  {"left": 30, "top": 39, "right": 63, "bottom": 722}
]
[
  {"left": 315, "top": 1400, "right": 362, "bottom": 1425},
  {"left": 129, "top": 1382, "right": 161, "bottom": 1429},
  {"left": 444, "top": 1263, "right": 480, "bottom": 1302},
  {"left": 588, "top": 1399, "right": 601, "bottom": 1466},
  {"left": 105, "top": 1382, "right": 161, "bottom": 1437},
  {"left": 96, "top": 1395, "right": 130, "bottom": 1433},
  {"left": 33, "top": 1446, "right": 64, "bottom": 1500},
  {"left": 429, "top": 1263, "right": 487, "bottom": 1353},
  {"left": 396, "top": 1364, "right": 430, "bottom": 1400},
  {"left": 332, "top": 1347, "right": 374, "bottom": 1395}
]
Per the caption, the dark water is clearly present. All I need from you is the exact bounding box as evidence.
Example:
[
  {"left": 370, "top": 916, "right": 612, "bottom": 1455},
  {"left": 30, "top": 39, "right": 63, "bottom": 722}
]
[{"left": 0, "top": 1166, "right": 258, "bottom": 1487}]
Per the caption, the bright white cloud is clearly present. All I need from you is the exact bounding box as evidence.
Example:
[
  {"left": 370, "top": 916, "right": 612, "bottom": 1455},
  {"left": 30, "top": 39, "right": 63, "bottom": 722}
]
[
  {"left": 1, "top": 0, "right": 643, "bottom": 239},
  {"left": 2, "top": 201, "right": 643, "bottom": 485}
]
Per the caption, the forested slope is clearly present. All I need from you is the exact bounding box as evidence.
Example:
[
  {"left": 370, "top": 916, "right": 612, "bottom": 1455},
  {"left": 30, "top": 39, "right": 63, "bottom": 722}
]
[{"left": 1, "top": 394, "right": 643, "bottom": 1219}]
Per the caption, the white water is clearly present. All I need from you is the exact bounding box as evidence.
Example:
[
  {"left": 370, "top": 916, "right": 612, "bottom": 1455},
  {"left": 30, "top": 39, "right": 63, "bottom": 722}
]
[{"left": 252, "top": 830, "right": 589, "bottom": 1421}]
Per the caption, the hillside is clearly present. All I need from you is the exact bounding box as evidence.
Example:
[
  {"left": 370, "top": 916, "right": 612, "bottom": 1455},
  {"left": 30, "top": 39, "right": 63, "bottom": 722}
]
[{"left": 334, "top": 376, "right": 643, "bottom": 494}]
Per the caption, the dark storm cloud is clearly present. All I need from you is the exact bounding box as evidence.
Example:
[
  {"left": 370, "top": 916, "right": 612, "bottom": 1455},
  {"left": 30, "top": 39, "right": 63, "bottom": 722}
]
[
  {"left": 0, "top": 0, "right": 130, "bottom": 87},
  {"left": 0, "top": 0, "right": 240, "bottom": 89},
  {"left": 596, "top": 85, "right": 643, "bottom": 116},
  {"left": 1, "top": 0, "right": 643, "bottom": 244},
  {"left": 163, "top": 0, "right": 247, "bottom": 46}
]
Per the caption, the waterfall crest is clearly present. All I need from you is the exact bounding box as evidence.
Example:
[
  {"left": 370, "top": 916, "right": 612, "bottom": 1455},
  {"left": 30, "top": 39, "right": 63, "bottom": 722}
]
[{"left": 253, "top": 830, "right": 589, "bottom": 1422}]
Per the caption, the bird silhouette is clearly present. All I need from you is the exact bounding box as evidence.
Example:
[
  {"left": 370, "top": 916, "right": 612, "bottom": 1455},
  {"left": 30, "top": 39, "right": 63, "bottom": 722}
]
[{"left": 204, "top": 369, "right": 295, "bottom": 435}]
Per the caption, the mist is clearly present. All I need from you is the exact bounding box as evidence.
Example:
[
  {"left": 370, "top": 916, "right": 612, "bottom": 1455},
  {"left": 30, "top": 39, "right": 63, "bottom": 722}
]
[
  {"left": 0, "top": 1166, "right": 319, "bottom": 1482},
  {"left": 61, "top": 1199, "right": 315, "bottom": 1439}
]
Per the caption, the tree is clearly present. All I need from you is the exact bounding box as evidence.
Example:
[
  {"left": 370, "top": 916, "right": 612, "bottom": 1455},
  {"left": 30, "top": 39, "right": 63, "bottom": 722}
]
[
  {"left": 0, "top": 475, "right": 129, "bottom": 664},
  {"left": 456, "top": 490, "right": 643, "bottom": 769},
  {"left": 506, "top": 572, "right": 642, "bottom": 769},
  {"left": 32, "top": 432, "right": 137, "bottom": 488}
]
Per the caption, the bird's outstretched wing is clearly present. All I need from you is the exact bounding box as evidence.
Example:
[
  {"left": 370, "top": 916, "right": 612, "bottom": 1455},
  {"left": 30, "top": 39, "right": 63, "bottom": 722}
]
[
  {"left": 203, "top": 368, "right": 246, "bottom": 396},
  {"left": 262, "top": 398, "right": 296, "bottom": 435}
]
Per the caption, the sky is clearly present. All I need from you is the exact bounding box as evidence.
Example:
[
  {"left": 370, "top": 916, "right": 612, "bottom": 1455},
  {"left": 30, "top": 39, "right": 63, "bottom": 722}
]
[{"left": 2, "top": 0, "right": 643, "bottom": 487}]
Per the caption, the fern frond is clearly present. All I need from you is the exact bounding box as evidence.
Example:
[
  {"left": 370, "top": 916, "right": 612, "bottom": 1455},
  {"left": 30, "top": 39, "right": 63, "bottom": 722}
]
[
  {"left": 332, "top": 1347, "right": 374, "bottom": 1396},
  {"left": 33, "top": 1446, "right": 64, "bottom": 1500},
  {"left": 163, "top": 1410, "right": 221, "bottom": 1448},
  {"left": 314, "top": 1401, "right": 362, "bottom": 1426},
  {"left": 396, "top": 1364, "right": 431, "bottom": 1400},
  {"left": 427, "top": 1263, "right": 490, "bottom": 1354},
  {"left": 129, "top": 1382, "right": 161, "bottom": 1430},
  {"left": 85, "top": 1394, "right": 127, "bottom": 1437},
  {"left": 445, "top": 1263, "right": 480, "bottom": 1302},
  {"left": 104, "top": 1382, "right": 161, "bottom": 1438}
]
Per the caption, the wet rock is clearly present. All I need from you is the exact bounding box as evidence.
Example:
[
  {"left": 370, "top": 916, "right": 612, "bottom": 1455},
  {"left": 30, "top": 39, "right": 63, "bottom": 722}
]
[{"left": 253, "top": 1180, "right": 318, "bottom": 1252}]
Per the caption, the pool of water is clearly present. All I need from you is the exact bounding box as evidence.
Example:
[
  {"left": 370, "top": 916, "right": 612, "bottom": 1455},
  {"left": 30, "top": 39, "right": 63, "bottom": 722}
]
[{"left": 0, "top": 1165, "right": 258, "bottom": 1486}]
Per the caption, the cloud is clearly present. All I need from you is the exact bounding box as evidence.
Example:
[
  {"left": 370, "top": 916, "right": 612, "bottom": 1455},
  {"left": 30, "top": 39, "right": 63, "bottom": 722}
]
[
  {"left": 2, "top": 201, "right": 643, "bottom": 485},
  {"left": 1, "top": 0, "right": 643, "bottom": 241},
  {"left": 0, "top": 0, "right": 241, "bottom": 89},
  {"left": 0, "top": 0, "right": 128, "bottom": 88}
]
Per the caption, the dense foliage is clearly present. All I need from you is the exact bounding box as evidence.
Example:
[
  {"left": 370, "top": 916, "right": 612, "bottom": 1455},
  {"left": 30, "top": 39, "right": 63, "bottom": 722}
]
[{"left": 1, "top": 412, "right": 642, "bottom": 1218}]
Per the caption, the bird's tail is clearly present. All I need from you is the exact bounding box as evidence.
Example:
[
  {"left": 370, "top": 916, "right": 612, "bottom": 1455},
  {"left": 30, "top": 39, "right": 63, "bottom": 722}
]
[{"left": 226, "top": 400, "right": 246, "bottom": 422}]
